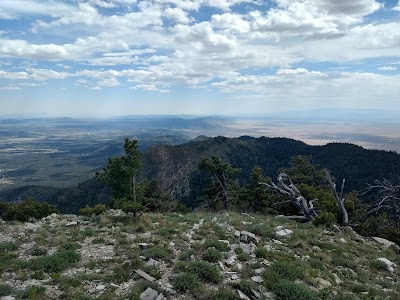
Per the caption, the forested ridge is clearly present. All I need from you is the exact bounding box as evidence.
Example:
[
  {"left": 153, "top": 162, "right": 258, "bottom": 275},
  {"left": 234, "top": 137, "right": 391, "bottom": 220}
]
[{"left": 2, "top": 135, "right": 400, "bottom": 214}]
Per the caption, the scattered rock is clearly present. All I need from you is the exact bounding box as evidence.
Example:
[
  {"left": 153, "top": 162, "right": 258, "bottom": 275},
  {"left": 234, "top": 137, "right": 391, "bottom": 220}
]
[
  {"left": 332, "top": 273, "right": 342, "bottom": 284},
  {"left": 192, "top": 224, "right": 200, "bottom": 230},
  {"left": 65, "top": 221, "right": 78, "bottom": 227},
  {"left": 240, "top": 231, "right": 257, "bottom": 243},
  {"left": 339, "top": 238, "right": 347, "bottom": 243},
  {"left": 275, "top": 226, "right": 293, "bottom": 237},
  {"left": 251, "top": 276, "right": 264, "bottom": 283},
  {"left": 138, "top": 243, "right": 149, "bottom": 250},
  {"left": 135, "top": 269, "right": 156, "bottom": 282},
  {"left": 96, "top": 284, "right": 106, "bottom": 291},
  {"left": 316, "top": 278, "right": 332, "bottom": 289},
  {"left": 239, "top": 242, "right": 256, "bottom": 254},
  {"left": 225, "top": 256, "right": 236, "bottom": 266},
  {"left": 0, "top": 297, "right": 16, "bottom": 300},
  {"left": 312, "top": 246, "right": 321, "bottom": 252},
  {"left": 377, "top": 258, "right": 396, "bottom": 272},
  {"left": 140, "top": 287, "right": 158, "bottom": 300},
  {"left": 146, "top": 258, "right": 160, "bottom": 267},
  {"left": 331, "top": 224, "right": 342, "bottom": 233},
  {"left": 372, "top": 237, "right": 400, "bottom": 250},
  {"left": 218, "top": 239, "right": 230, "bottom": 246},
  {"left": 156, "top": 294, "right": 165, "bottom": 300},
  {"left": 231, "top": 274, "right": 240, "bottom": 280},
  {"left": 238, "top": 289, "right": 251, "bottom": 300},
  {"left": 255, "top": 267, "right": 265, "bottom": 274},
  {"left": 263, "top": 291, "right": 276, "bottom": 299}
]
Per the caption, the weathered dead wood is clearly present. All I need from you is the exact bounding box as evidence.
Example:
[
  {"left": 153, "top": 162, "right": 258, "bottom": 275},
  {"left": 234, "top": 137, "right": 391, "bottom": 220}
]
[
  {"left": 326, "top": 170, "right": 349, "bottom": 225},
  {"left": 260, "top": 173, "right": 318, "bottom": 221}
]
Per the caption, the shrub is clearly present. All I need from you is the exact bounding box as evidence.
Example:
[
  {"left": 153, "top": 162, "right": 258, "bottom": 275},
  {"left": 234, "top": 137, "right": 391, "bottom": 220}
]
[
  {"left": 0, "top": 241, "right": 18, "bottom": 254},
  {"left": 172, "top": 272, "right": 201, "bottom": 292},
  {"left": 31, "top": 247, "right": 47, "bottom": 256},
  {"left": 255, "top": 247, "right": 269, "bottom": 259},
  {"left": 313, "top": 211, "right": 336, "bottom": 227},
  {"left": 237, "top": 252, "right": 251, "bottom": 262},
  {"left": 211, "top": 288, "right": 239, "bottom": 300},
  {"left": 185, "top": 261, "right": 222, "bottom": 283},
  {"left": 1, "top": 198, "right": 58, "bottom": 222},
  {"left": 0, "top": 284, "right": 13, "bottom": 296},
  {"left": 273, "top": 280, "right": 317, "bottom": 300},
  {"left": 178, "top": 249, "right": 196, "bottom": 261},
  {"left": 202, "top": 248, "right": 223, "bottom": 263},
  {"left": 31, "top": 250, "right": 80, "bottom": 273},
  {"left": 262, "top": 261, "right": 304, "bottom": 288},
  {"left": 233, "top": 280, "right": 258, "bottom": 297},
  {"left": 143, "top": 246, "right": 172, "bottom": 260},
  {"left": 203, "top": 240, "right": 229, "bottom": 252},
  {"left": 60, "top": 241, "right": 81, "bottom": 251},
  {"left": 22, "top": 285, "right": 47, "bottom": 300},
  {"left": 79, "top": 204, "right": 107, "bottom": 216},
  {"left": 370, "top": 259, "right": 389, "bottom": 272}
]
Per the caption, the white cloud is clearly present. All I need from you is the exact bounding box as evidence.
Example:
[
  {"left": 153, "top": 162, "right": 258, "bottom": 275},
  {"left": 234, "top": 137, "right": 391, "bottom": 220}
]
[
  {"left": 97, "top": 77, "right": 120, "bottom": 87},
  {"left": 378, "top": 66, "right": 397, "bottom": 71},
  {"left": 394, "top": 1, "right": 400, "bottom": 11},
  {"left": 0, "top": 70, "right": 29, "bottom": 80},
  {"left": 276, "top": 68, "right": 327, "bottom": 77},
  {"left": 164, "top": 7, "right": 192, "bottom": 23},
  {"left": 0, "top": 85, "right": 21, "bottom": 90}
]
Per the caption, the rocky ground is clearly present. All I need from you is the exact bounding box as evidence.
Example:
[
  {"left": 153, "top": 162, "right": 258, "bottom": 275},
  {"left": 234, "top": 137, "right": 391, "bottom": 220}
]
[{"left": 0, "top": 210, "right": 399, "bottom": 300}]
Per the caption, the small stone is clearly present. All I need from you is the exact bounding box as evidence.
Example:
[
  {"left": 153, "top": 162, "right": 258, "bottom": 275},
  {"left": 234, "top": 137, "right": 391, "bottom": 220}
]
[
  {"left": 156, "top": 294, "right": 165, "bottom": 300},
  {"left": 251, "top": 276, "right": 264, "bottom": 283},
  {"left": 312, "top": 246, "right": 321, "bottom": 252},
  {"left": 225, "top": 256, "right": 236, "bottom": 266},
  {"left": 332, "top": 273, "right": 342, "bottom": 284},
  {"left": 212, "top": 217, "right": 218, "bottom": 222},
  {"left": 377, "top": 258, "right": 396, "bottom": 272},
  {"left": 236, "top": 263, "right": 243, "bottom": 271},
  {"left": 138, "top": 243, "right": 149, "bottom": 250},
  {"left": 135, "top": 269, "right": 156, "bottom": 281},
  {"left": 231, "top": 274, "right": 240, "bottom": 280},
  {"left": 65, "top": 221, "right": 78, "bottom": 227},
  {"left": 339, "top": 238, "right": 347, "bottom": 243},
  {"left": 238, "top": 289, "right": 251, "bottom": 300},
  {"left": 50, "top": 213, "right": 58, "bottom": 218},
  {"left": 316, "top": 278, "right": 332, "bottom": 289},
  {"left": 0, "top": 297, "right": 16, "bottom": 300},
  {"left": 218, "top": 239, "right": 230, "bottom": 246},
  {"left": 140, "top": 287, "right": 158, "bottom": 300},
  {"left": 275, "top": 226, "right": 293, "bottom": 237},
  {"left": 272, "top": 239, "right": 283, "bottom": 245},
  {"left": 255, "top": 267, "right": 265, "bottom": 274},
  {"left": 372, "top": 237, "right": 400, "bottom": 250},
  {"left": 193, "top": 224, "right": 200, "bottom": 230},
  {"left": 218, "top": 261, "right": 225, "bottom": 270},
  {"left": 169, "top": 242, "right": 175, "bottom": 247},
  {"left": 331, "top": 224, "right": 342, "bottom": 233},
  {"left": 96, "top": 285, "right": 106, "bottom": 291},
  {"left": 146, "top": 258, "right": 160, "bottom": 267}
]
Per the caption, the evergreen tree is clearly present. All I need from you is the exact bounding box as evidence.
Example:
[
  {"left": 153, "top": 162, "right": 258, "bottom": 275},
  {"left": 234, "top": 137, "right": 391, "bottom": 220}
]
[
  {"left": 198, "top": 155, "right": 241, "bottom": 210},
  {"left": 96, "top": 138, "right": 141, "bottom": 206}
]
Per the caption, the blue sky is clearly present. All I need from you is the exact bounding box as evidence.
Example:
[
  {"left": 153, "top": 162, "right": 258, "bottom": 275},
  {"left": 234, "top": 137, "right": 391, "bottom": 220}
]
[{"left": 0, "top": 0, "right": 399, "bottom": 116}]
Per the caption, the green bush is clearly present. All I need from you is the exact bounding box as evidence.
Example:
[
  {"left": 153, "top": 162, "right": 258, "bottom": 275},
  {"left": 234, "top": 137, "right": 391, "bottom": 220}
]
[
  {"left": 255, "top": 247, "right": 269, "bottom": 259},
  {"left": 143, "top": 246, "right": 172, "bottom": 260},
  {"left": 31, "top": 247, "right": 47, "bottom": 256},
  {"left": 203, "top": 240, "right": 229, "bottom": 252},
  {"left": 262, "top": 261, "right": 304, "bottom": 288},
  {"left": 30, "top": 250, "right": 80, "bottom": 273},
  {"left": 313, "top": 211, "right": 337, "bottom": 227},
  {"left": 22, "top": 285, "right": 47, "bottom": 300},
  {"left": 370, "top": 259, "right": 389, "bottom": 272},
  {"left": 0, "top": 198, "right": 58, "bottom": 222},
  {"left": 184, "top": 261, "right": 222, "bottom": 283},
  {"left": 172, "top": 272, "right": 201, "bottom": 292},
  {"left": 202, "top": 248, "right": 223, "bottom": 263},
  {"left": 237, "top": 251, "right": 251, "bottom": 261},
  {"left": 233, "top": 280, "right": 258, "bottom": 297},
  {"left": 0, "top": 284, "right": 13, "bottom": 296},
  {"left": 0, "top": 241, "right": 18, "bottom": 254},
  {"left": 211, "top": 288, "right": 239, "bottom": 300},
  {"left": 272, "top": 280, "right": 317, "bottom": 300},
  {"left": 79, "top": 204, "right": 107, "bottom": 216}
]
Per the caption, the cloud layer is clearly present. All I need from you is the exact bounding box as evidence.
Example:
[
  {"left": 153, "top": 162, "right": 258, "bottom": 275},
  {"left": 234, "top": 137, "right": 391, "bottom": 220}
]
[{"left": 0, "top": 0, "right": 399, "bottom": 115}]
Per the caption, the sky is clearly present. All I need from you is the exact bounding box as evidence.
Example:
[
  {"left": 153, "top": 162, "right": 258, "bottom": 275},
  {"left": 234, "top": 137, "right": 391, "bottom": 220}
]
[{"left": 0, "top": 0, "right": 399, "bottom": 117}]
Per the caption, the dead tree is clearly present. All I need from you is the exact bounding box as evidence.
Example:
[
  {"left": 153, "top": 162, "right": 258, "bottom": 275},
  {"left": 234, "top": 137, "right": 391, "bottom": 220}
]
[
  {"left": 325, "top": 170, "right": 349, "bottom": 226},
  {"left": 260, "top": 173, "right": 318, "bottom": 222},
  {"left": 361, "top": 178, "right": 400, "bottom": 227}
]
